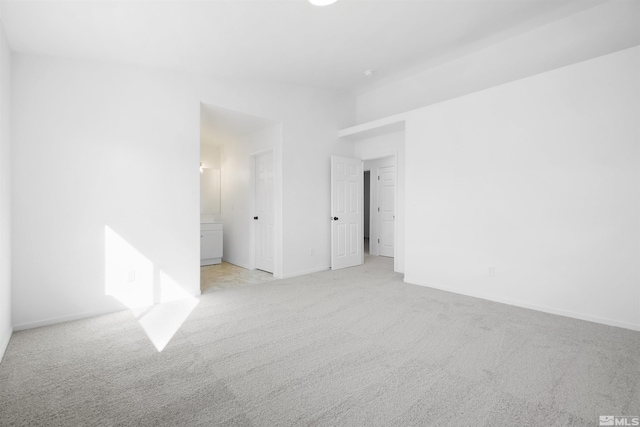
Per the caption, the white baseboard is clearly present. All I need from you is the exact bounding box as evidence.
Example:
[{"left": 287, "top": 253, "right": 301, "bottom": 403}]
[
  {"left": 0, "top": 326, "right": 13, "bottom": 363},
  {"left": 403, "top": 276, "right": 640, "bottom": 332},
  {"left": 13, "top": 307, "right": 126, "bottom": 332},
  {"left": 221, "top": 259, "right": 251, "bottom": 270},
  {"left": 278, "top": 266, "right": 330, "bottom": 279},
  {"left": 13, "top": 288, "right": 202, "bottom": 332},
  {"left": 200, "top": 257, "right": 221, "bottom": 266}
]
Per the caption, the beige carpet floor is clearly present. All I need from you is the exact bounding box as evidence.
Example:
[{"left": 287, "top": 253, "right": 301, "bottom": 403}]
[{"left": 1, "top": 255, "right": 639, "bottom": 426}]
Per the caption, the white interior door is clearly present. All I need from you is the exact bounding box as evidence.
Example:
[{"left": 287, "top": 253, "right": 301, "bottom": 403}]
[
  {"left": 255, "top": 152, "right": 274, "bottom": 273},
  {"left": 331, "top": 155, "right": 363, "bottom": 270},
  {"left": 378, "top": 165, "right": 395, "bottom": 257}
]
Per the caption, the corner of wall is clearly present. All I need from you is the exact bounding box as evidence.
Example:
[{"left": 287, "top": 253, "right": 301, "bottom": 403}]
[
  {"left": 0, "top": 325, "right": 12, "bottom": 362},
  {"left": 0, "top": 15, "right": 13, "bottom": 364}
]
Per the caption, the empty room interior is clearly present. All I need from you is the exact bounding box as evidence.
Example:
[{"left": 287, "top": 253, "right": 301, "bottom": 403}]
[{"left": 0, "top": 0, "right": 639, "bottom": 426}]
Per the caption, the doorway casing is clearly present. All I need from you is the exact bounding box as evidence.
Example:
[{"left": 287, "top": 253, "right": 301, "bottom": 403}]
[
  {"left": 199, "top": 103, "right": 284, "bottom": 279},
  {"left": 362, "top": 152, "right": 399, "bottom": 271}
]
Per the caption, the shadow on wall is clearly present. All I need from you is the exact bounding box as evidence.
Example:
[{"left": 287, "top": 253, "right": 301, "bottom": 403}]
[{"left": 104, "top": 225, "right": 198, "bottom": 352}]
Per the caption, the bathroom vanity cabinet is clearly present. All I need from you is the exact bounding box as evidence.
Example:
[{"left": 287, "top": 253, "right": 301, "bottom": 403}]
[{"left": 201, "top": 223, "right": 223, "bottom": 266}]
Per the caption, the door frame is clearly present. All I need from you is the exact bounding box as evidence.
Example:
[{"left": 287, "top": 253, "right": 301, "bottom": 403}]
[
  {"left": 249, "top": 147, "right": 276, "bottom": 275},
  {"left": 361, "top": 152, "right": 398, "bottom": 270}
]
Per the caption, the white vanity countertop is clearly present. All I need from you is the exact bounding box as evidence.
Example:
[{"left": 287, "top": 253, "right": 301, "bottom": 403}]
[{"left": 200, "top": 217, "right": 222, "bottom": 224}]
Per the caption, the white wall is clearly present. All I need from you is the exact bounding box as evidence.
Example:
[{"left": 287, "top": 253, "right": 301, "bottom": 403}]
[
  {"left": 280, "top": 103, "right": 354, "bottom": 278},
  {"left": 11, "top": 53, "right": 353, "bottom": 328},
  {"left": 11, "top": 54, "right": 201, "bottom": 329},
  {"left": 200, "top": 144, "right": 220, "bottom": 170},
  {"left": 404, "top": 46, "right": 640, "bottom": 330},
  {"left": 0, "top": 13, "right": 12, "bottom": 359},
  {"left": 356, "top": 1, "right": 640, "bottom": 123},
  {"left": 355, "top": 131, "right": 405, "bottom": 273}
]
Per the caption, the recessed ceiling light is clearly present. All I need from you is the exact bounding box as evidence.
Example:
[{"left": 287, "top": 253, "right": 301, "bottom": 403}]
[
  {"left": 364, "top": 70, "right": 375, "bottom": 77},
  {"left": 309, "top": 0, "right": 338, "bottom": 6}
]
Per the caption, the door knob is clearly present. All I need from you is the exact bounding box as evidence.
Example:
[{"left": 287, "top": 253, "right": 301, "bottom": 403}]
[
  {"left": 333, "top": 217, "right": 339, "bottom": 221},
  {"left": 254, "top": 216, "right": 258, "bottom": 220}
]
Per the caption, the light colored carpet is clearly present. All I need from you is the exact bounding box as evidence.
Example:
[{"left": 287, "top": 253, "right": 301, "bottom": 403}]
[{"left": 1, "top": 255, "right": 639, "bottom": 426}]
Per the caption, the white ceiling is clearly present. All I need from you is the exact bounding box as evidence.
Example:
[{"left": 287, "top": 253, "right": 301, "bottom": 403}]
[{"left": 0, "top": 0, "right": 609, "bottom": 91}]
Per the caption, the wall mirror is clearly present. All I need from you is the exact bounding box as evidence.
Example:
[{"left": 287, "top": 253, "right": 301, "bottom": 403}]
[{"left": 200, "top": 168, "right": 221, "bottom": 215}]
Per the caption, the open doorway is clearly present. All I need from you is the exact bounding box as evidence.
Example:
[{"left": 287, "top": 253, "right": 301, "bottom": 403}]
[
  {"left": 351, "top": 127, "right": 405, "bottom": 273},
  {"left": 199, "top": 103, "right": 282, "bottom": 292},
  {"left": 330, "top": 153, "right": 399, "bottom": 271},
  {"left": 363, "top": 155, "right": 396, "bottom": 260}
]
